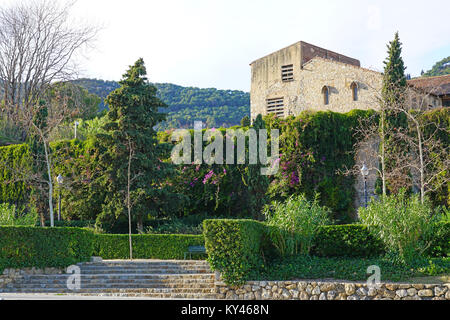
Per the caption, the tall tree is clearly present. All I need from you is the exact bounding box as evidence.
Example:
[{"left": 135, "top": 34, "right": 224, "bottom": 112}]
[
  {"left": 380, "top": 32, "right": 408, "bottom": 195},
  {"left": 0, "top": 0, "right": 97, "bottom": 132},
  {"left": 96, "top": 58, "right": 173, "bottom": 233}
]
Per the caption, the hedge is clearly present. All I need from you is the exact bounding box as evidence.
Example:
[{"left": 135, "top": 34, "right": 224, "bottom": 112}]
[
  {"left": 92, "top": 234, "right": 205, "bottom": 260},
  {"left": 203, "top": 219, "right": 267, "bottom": 286},
  {"left": 312, "top": 224, "right": 385, "bottom": 257},
  {"left": 0, "top": 226, "right": 94, "bottom": 273},
  {"left": 204, "top": 219, "right": 449, "bottom": 285}
]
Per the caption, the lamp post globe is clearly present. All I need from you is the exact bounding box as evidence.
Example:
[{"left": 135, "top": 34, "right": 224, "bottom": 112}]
[
  {"left": 360, "top": 163, "right": 369, "bottom": 207},
  {"left": 56, "top": 174, "right": 63, "bottom": 221}
]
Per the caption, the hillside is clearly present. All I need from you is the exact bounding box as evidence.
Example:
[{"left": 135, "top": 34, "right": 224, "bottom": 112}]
[
  {"left": 422, "top": 56, "right": 450, "bottom": 77},
  {"left": 72, "top": 78, "right": 250, "bottom": 129}
]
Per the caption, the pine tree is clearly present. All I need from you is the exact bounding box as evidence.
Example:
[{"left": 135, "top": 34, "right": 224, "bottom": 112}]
[{"left": 96, "top": 58, "right": 174, "bottom": 233}]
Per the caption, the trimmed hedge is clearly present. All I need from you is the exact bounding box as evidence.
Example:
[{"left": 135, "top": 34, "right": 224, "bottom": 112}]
[
  {"left": 0, "top": 226, "right": 94, "bottom": 273},
  {"left": 204, "top": 219, "right": 449, "bottom": 285},
  {"left": 312, "top": 224, "right": 385, "bottom": 258},
  {"left": 203, "top": 219, "right": 267, "bottom": 286},
  {"left": 92, "top": 234, "right": 205, "bottom": 260}
]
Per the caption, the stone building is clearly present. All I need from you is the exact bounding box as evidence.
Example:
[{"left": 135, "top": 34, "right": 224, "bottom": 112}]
[
  {"left": 249, "top": 41, "right": 446, "bottom": 212},
  {"left": 249, "top": 41, "right": 444, "bottom": 120}
]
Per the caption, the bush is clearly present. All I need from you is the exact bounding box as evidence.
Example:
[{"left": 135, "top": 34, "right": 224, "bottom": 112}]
[
  {"left": 0, "top": 203, "right": 38, "bottom": 226},
  {"left": 358, "top": 191, "right": 441, "bottom": 263},
  {"left": 312, "top": 224, "right": 385, "bottom": 257},
  {"left": 425, "top": 222, "right": 450, "bottom": 258},
  {"left": 263, "top": 195, "right": 331, "bottom": 256},
  {"left": 203, "top": 219, "right": 267, "bottom": 286},
  {"left": 92, "top": 234, "right": 204, "bottom": 260},
  {"left": 0, "top": 226, "right": 94, "bottom": 273}
]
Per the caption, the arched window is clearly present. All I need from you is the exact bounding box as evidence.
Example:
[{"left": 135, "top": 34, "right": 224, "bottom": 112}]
[
  {"left": 350, "top": 82, "right": 358, "bottom": 101},
  {"left": 322, "top": 86, "right": 329, "bottom": 105}
]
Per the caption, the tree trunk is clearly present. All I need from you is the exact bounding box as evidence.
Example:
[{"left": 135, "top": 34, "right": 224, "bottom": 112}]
[
  {"left": 380, "top": 110, "right": 387, "bottom": 196},
  {"left": 127, "top": 142, "right": 133, "bottom": 260},
  {"left": 42, "top": 139, "right": 54, "bottom": 227}
]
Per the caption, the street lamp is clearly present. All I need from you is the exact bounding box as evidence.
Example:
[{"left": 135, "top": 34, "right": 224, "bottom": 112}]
[
  {"left": 74, "top": 121, "right": 80, "bottom": 139},
  {"left": 56, "top": 174, "right": 63, "bottom": 221},
  {"left": 360, "top": 163, "right": 369, "bottom": 207}
]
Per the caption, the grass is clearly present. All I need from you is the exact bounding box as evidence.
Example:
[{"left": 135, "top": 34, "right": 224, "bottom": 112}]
[{"left": 251, "top": 255, "right": 450, "bottom": 283}]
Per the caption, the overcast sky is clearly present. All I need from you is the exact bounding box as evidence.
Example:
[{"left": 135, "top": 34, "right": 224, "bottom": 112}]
[{"left": 4, "top": 0, "right": 449, "bottom": 91}]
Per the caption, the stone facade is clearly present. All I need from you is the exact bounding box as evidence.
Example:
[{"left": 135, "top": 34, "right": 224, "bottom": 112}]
[
  {"left": 250, "top": 40, "right": 443, "bottom": 120},
  {"left": 250, "top": 41, "right": 382, "bottom": 120},
  {"left": 215, "top": 280, "right": 450, "bottom": 300}
]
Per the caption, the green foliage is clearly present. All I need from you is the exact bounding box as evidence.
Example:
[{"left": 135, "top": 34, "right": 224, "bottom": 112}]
[
  {"left": 203, "top": 219, "right": 266, "bottom": 286},
  {"left": 312, "top": 224, "right": 385, "bottom": 257},
  {"left": 96, "top": 59, "right": 178, "bottom": 231},
  {"left": 0, "top": 144, "right": 33, "bottom": 209},
  {"left": 253, "top": 255, "right": 449, "bottom": 282},
  {"left": 73, "top": 78, "right": 250, "bottom": 129},
  {"left": 0, "top": 114, "right": 22, "bottom": 146},
  {"left": 92, "top": 233, "right": 204, "bottom": 260},
  {"left": 263, "top": 195, "right": 331, "bottom": 256},
  {"left": 51, "top": 138, "right": 105, "bottom": 221},
  {"left": 145, "top": 217, "right": 203, "bottom": 235},
  {"left": 422, "top": 56, "right": 450, "bottom": 77},
  {"left": 358, "top": 191, "right": 441, "bottom": 263},
  {"left": 265, "top": 109, "right": 374, "bottom": 221},
  {"left": 240, "top": 115, "right": 250, "bottom": 127},
  {"left": 424, "top": 222, "right": 450, "bottom": 258},
  {"left": 0, "top": 226, "right": 94, "bottom": 273},
  {"left": 46, "top": 81, "right": 101, "bottom": 121},
  {"left": 0, "top": 203, "right": 38, "bottom": 226}
]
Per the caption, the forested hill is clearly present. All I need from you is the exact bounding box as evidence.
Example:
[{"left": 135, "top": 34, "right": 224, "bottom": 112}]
[
  {"left": 72, "top": 78, "right": 250, "bottom": 129},
  {"left": 422, "top": 56, "right": 450, "bottom": 77}
]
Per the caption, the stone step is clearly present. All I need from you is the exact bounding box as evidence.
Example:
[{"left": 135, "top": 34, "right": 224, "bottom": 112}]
[
  {"left": 80, "top": 260, "right": 209, "bottom": 267},
  {"left": 5, "top": 281, "right": 215, "bottom": 288},
  {"left": 0, "top": 287, "right": 216, "bottom": 294},
  {"left": 80, "top": 267, "right": 211, "bottom": 273},
  {"left": 18, "top": 273, "right": 215, "bottom": 279}
]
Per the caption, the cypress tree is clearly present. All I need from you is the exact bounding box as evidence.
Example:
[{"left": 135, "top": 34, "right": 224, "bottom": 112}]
[{"left": 96, "top": 58, "right": 173, "bottom": 233}]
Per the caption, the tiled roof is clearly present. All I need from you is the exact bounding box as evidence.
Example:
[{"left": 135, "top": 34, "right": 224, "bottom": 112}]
[{"left": 408, "top": 74, "right": 450, "bottom": 96}]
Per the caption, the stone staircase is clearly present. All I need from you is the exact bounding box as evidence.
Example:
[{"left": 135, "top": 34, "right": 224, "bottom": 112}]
[{"left": 0, "top": 260, "right": 217, "bottom": 299}]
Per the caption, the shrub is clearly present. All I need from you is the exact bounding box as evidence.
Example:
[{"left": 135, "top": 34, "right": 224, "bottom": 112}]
[
  {"left": 263, "top": 195, "right": 331, "bottom": 256},
  {"left": 358, "top": 191, "right": 441, "bottom": 263},
  {"left": 425, "top": 222, "right": 450, "bottom": 258},
  {"left": 203, "top": 219, "right": 266, "bottom": 286},
  {"left": 0, "top": 203, "right": 38, "bottom": 226},
  {"left": 312, "top": 224, "right": 385, "bottom": 257},
  {"left": 0, "top": 226, "right": 94, "bottom": 273},
  {"left": 92, "top": 234, "right": 204, "bottom": 259}
]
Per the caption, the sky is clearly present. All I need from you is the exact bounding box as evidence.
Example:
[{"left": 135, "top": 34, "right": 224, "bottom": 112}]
[{"left": 3, "top": 0, "right": 450, "bottom": 91}]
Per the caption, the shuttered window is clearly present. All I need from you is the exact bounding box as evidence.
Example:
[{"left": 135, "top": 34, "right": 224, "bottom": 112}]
[
  {"left": 266, "top": 97, "right": 284, "bottom": 117},
  {"left": 281, "top": 64, "right": 294, "bottom": 82}
]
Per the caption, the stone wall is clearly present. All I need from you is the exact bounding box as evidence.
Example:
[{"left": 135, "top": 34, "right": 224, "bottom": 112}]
[
  {"left": 215, "top": 280, "right": 450, "bottom": 300},
  {"left": 0, "top": 267, "right": 63, "bottom": 289}
]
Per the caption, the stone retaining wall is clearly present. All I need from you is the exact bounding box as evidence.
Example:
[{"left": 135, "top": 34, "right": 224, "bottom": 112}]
[
  {"left": 215, "top": 280, "right": 450, "bottom": 300},
  {"left": 0, "top": 267, "right": 63, "bottom": 289}
]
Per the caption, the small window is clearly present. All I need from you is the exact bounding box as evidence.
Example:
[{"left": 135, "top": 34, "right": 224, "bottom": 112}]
[
  {"left": 322, "top": 86, "right": 329, "bottom": 105},
  {"left": 266, "top": 97, "right": 284, "bottom": 117},
  {"left": 351, "top": 82, "right": 358, "bottom": 101},
  {"left": 281, "top": 64, "right": 294, "bottom": 82}
]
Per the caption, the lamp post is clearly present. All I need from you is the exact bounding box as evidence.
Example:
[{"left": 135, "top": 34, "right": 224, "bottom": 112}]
[
  {"left": 56, "top": 174, "right": 63, "bottom": 221},
  {"left": 360, "top": 163, "right": 369, "bottom": 207},
  {"left": 74, "top": 121, "right": 79, "bottom": 139}
]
